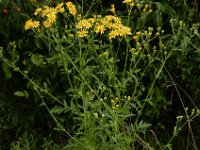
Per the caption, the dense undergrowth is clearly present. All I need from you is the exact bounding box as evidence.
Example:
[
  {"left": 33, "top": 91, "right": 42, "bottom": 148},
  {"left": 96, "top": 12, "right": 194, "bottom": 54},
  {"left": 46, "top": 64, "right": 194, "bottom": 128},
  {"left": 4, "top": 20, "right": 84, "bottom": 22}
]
[{"left": 0, "top": 0, "right": 200, "bottom": 149}]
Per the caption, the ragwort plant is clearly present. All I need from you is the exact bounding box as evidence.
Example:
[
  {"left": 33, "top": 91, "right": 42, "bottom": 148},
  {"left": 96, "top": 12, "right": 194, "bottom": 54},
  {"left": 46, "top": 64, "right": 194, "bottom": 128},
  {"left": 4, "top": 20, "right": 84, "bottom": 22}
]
[{"left": 1, "top": 0, "right": 200, "bottom": 149}]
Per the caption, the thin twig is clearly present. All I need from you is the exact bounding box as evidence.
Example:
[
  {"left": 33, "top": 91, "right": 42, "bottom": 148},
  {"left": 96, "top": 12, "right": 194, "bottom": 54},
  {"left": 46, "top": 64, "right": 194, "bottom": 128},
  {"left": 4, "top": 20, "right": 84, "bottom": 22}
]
[{"left": 164, "top": 66, "right": 198, "bottom": 150}]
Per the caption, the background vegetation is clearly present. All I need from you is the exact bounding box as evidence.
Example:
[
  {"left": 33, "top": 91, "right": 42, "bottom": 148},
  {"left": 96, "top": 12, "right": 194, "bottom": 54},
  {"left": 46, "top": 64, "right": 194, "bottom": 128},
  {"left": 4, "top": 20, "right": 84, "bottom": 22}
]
[{"left": 0, "top": 0, "right": 200, "bottom": 149}]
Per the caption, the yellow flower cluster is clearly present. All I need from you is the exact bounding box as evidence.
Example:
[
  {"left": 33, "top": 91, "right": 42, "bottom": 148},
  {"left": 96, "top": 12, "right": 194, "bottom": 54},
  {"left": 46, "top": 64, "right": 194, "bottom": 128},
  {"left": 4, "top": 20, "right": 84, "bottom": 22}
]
[
  {"left": 76, "top": 15, "right": 132, "bottom": 39},
  {"left": 25, "top": 2, "right": 75, "bottom": 30},
  {"left": 24, "top": 19, "right": 40, "bottom": 30},
  {"left": 122, "top": 0, "right": 136, "bottom": 7},
  {"left": 66, "top": 2, "right": 77, "bottom": 16},
  {"left": 25, "top": 1, "right": 132, "bottom": 40},
  {"left": 122, "top": 0, "right": 132, "bottom": 4},
  {"left": 25, "top": 3, "right": 65, "bottom": 30},
  {"left": 122, "top": 0, "right": 152, "bottom": 13}
]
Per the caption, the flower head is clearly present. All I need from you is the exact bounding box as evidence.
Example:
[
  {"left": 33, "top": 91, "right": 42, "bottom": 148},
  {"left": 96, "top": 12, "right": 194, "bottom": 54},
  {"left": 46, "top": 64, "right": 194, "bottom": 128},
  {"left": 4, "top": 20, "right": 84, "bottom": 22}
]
[
  {"left": 34, "top": 8, "right": 42, "bottom": 16},
  {"left": 31, "top": 21, "right": 40, "bottom": 28},
  {"left": 43, "top": 20, "right": 52, "bottom": 28},
  {"left": 41, "top": 6, "right": 50, "bottom": 17},
  {"left": 25, "top": 19, "right": 40, "bottom": 30},
  {"left": 76, "top": 19, "right": 92, "bottom": 29},
  {"left": 46, "top": 12, "right": 57, "bottom": 23},
  {"left": 110, "top": 4, "right": 115, "bottom": 14},
  {"left": 77, "top": 30, "right": 88, "bottom": 38},
  {"left": 122, "top": 0, "right": 132, "bottom": 4},
  {"left": 56, "top": 3, "right": 65, "bottom": 13},
  {"left": 108, "top": 30, "right": 118, "bottom": 39},
  {"left": 25, "top": 19, "right": 33, "bottom": 30},
  {"left": 121, "top": 26, "right": 132, "bottom": 35},
  {"left": 95, "top": 24, "right": 106, "bottom": 34},
  {"left": 66, "top": 2, "right": 77, "bottom": 16}
]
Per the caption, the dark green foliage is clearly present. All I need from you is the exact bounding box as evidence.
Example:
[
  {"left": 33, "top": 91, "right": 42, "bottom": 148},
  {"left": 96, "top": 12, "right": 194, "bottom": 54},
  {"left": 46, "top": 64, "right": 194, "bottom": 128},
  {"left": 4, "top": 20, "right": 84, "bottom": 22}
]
[{"left": 0, "top": 0, "right": 200, "bottom": 149}]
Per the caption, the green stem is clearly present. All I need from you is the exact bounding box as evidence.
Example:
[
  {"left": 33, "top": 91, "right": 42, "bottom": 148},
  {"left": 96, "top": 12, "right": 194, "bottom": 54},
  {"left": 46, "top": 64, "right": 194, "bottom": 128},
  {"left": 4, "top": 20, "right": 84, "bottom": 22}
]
[{"left": 1, "top": 56, "right": 64, "bottom": 106}]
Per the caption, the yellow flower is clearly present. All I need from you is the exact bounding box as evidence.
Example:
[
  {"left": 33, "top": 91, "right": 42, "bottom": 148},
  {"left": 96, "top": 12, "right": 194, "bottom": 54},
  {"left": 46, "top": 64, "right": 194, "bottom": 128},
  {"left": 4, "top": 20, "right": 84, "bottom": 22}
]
[
  {"left": 136, "top": 42, "right": 141, "bottom": 47},
  {"left": 25, "top": 19, "right": 33, "bottom": 30},
  {"left": 41, "top": 6, "right": 50, "bottom": 17},
  {"left": 122, "top": 0, "right": 132, "bottom": 4},
  {"left": 148, "top": 9, "right": 152, "bottom": 13},
  {"left": 121, "top": 26, "right": 132, "bottom": 35},
  {"left": 34, "top": 8, "right": 42, "bottom": 16},
  {"left": 82, "top": 19, "right": 92, "bottom": 29},
  {"left": 49, "top": 7, "right": 57, "bottom": 14},
  {"left": 136, "top": 3, "right": 141, "bottom": 9},
  {"left": 31, "top": 21, "right": 40, "bottom": 29},
  {"left": 58, "top": 7, "right": 65, "bottom": 13},
  {"left": 24, "top": 19, "right": 40, "bottom": 30},
  {"left": 129, "top": 2, "right": 135, "bottom": 7},
  {"left": 76, "top": 19, "right": 92, "bottom": 29},
  {"left": 147, "top": 31, "right": 152, "bottom": 37},
  {"left": 110, "top": 4, "right": 115, "bottom": 14},
  {"left": 47, "top": 12, "right": 57, "bottom": 23},
  {"left": 115, "top": 28, "right": 124, "bottom": 36},
  {"left": 108, "top": 30, "right": 118, "bottom": 39},
  {"left": 66, "top": 2, "right": 77, "bottom": 16},
  {"left": 101, "top": 16, "right": 122, "bottom": 29},
  {"left": 95, "top": 24, "right": 106, "bottom": 34},
  {"left": 114, "top": 17, "right": 121, "bottom": 23},
  {"left": 76, "top": 21, "right": 84, "bottom": 29},
  {"left": 179, "top": 20, "right": 183, "bottom": 27},
  {"left": 77, "top": 30, "right": 88, "bottom": 37},
  {"left": 136, "top": 31, "right": 141, "bottom": 36},
  {"left": 56, "top": 3, "right": 64, "bottom": 8},
  {"left": 88, "top": 18, "right": 96, "bottom": 24},
  {"left": 133, "top": 35, "right": 138, "bottom": 40},
  {"left": 104, "top": 15, "right": 121, "bottom": 23},
  {"left": 133, "top": 31, "right": 141, "bottom": 40},
  {"left": 109, "top": 23, "right": 121, "bottom": 29},
  {"left": 43, "top": 20, "right": 52, "bottom": 28},
  {"left": 56, "top": 3, "right": 65, "bottom": 13},
  {"left": 114, "top": 26, "right": 129, "bottom": 37}
]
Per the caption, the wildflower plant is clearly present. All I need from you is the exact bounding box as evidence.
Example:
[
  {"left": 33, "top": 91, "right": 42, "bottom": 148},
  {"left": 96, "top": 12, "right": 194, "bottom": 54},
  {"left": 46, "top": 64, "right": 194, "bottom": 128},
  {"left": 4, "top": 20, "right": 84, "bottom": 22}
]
[{"left": 1, "top": 0, "right": 200, "bottom": 149}]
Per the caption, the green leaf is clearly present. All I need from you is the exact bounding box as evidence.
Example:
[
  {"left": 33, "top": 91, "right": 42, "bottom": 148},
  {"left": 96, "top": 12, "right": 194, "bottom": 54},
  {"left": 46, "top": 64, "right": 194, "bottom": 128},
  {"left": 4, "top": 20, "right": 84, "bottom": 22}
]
[
  {"left": 34, "top": 37, "right": 44, "bottom": 49},
  {"left": 145, "top": 98, "right": 153, "bottom": 106},
  {"left": 2, "top": 63, "right": 12, "bottom": 80},
  {"left": 155, "top": 2, "right": 175, "bottom": 17},
  {"left": 31, "top": 54, "right": 46, "bottom": 67},
  {"left": 8, "top": 47, "right": 19, "bottom": 64},
  {"left": 154, "top": 10, "right": 163, "bottom": 27},
  {"left": 14, "top": 91, "right": 25, "bottom": 97},
  {"left": 136, "top": 120, "right": 152, "bottom": 134},
  {"left": 50, "top": 106, "right": 68, "bottom": 114},
  {"left": 14, "top": 91, "right": 28, "bottom": 98}
]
